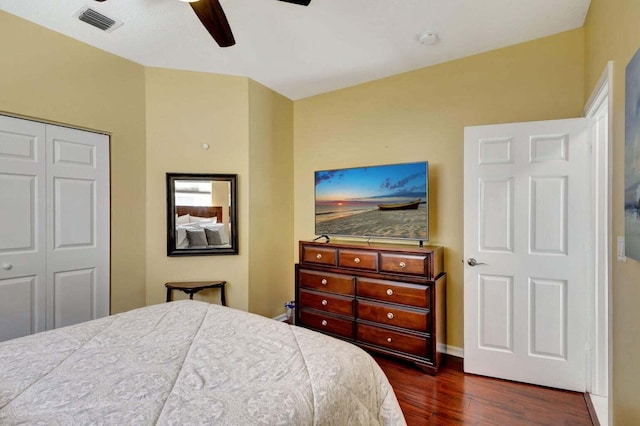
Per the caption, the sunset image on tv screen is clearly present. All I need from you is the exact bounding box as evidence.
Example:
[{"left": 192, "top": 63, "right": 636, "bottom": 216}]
[{"left": 314, "top": 162, "right": 428, "bottom": 240}]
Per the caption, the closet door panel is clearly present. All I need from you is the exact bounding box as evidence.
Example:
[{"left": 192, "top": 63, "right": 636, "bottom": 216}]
[
  {"left": 0, "top": 276, "right": 41, "bottom": 341},
  {"left": 46, "top": 125, "right": 110, "bottom": 329},
  {"left": 54, "top": 268, "right": 95, "bottom": 328},
  {"left": 54, "top": 178, "right": 95, "bottom": 248},
  {"left": 0, "top": 174, "right": 37, "bottom": 251},
  {"left": 0, "top": 116, "right": 46, "bottom": 341}
]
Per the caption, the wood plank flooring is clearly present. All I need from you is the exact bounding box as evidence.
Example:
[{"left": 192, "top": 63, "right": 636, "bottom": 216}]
[{"left": 374, "top": 355, "right": 594, "bottom": 425}]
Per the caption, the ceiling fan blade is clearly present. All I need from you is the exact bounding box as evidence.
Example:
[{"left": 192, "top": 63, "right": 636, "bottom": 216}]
[
  {"left": 278, "top": 0, "right": 311, "bottom": 5},
  {"left": 189, "top": 0, "right": 235, "bottom": 48}
]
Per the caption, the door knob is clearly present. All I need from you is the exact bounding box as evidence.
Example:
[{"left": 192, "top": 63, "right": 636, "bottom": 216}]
[
  {"left": 467, "top": 258, "right": 487, "bottom": 267},
  {"left": 2, "top": 263, "right": 12, "bottom": 270}
]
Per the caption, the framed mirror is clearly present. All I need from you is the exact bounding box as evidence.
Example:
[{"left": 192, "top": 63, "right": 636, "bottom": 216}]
[{"left": 167, "top": 173, "right": 238, "bottom": 256}]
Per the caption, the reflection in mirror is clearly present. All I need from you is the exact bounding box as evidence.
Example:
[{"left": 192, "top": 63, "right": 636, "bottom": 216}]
[{"left": 167, "top": 173, "right": 238, "bottom": 256}]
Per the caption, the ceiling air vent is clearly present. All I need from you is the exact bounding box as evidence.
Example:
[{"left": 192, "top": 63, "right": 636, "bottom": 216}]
[{"left": 75, "top": 6, "right": 123, "bottom": 33}]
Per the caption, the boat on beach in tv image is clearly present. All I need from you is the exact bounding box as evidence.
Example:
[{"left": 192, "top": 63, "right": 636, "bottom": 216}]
[{"left": 315, "top": 162, "right": 429, "bottom": 240}]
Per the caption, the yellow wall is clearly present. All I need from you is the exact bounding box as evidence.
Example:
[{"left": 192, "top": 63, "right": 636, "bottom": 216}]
[
  {"left": 0, "top": 11, "right": 147, "bottom": 314},
  {"left": 248, "top": 80, "right": 295, "bottom": 317},
  {"left": 585, "top": 0, "right": 640, "bottom": 422},
  {"left": 294, "top": 29, "right": 585, "bottom": 349},
  {"left": 144, "top": 68, "right": 251, "bottom": 310}
]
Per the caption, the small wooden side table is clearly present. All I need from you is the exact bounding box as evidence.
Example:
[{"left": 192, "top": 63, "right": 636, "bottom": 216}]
[{"left": 165, "top": 280, "right": 227, "bottom": 306}]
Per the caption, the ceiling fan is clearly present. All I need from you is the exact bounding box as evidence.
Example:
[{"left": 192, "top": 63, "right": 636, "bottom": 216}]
[{"left": 186, "top": 0, "right": 312, "bottom": 48}]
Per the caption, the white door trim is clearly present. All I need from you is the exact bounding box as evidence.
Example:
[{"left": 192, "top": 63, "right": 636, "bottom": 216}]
[{"left": 583, "top": 61, "right": 613, "bottom": 426}]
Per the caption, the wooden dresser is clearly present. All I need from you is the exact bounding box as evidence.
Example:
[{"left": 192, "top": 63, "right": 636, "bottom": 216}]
[{"left": 295, "top": 240, "right": 446, "bottom": 374}]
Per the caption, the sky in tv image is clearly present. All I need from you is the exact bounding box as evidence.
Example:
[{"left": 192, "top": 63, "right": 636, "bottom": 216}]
[
  {"left": 315, "top": 162, "right": 429, "bottom": 240},
  {"left": 315, "top": 162, "right": 427, "bottom": 205}
]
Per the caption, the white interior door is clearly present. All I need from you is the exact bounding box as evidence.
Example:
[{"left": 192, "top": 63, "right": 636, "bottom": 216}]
[
  {"left": 46, "top": 125, "right": 110, "bottom": 329},
  {"left": 464, "top": 118, "right": 590, "bottom": 391},
  {"left": 0, "top": 116, "right": 47, "bottom": 341}
]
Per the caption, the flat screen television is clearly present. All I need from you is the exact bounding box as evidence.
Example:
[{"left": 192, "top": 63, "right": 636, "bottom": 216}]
[{"left": 315, "top": 161, "right": 429, "bottom": 241}]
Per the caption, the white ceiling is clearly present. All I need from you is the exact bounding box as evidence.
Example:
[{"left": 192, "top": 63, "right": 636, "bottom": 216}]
[{"left": 0, "top": 0, "right": 591, "bottom": 100}]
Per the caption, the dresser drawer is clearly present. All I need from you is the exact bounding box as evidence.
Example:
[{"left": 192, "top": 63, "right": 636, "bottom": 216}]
[
  {"left": 357, "top": 300, "right": 430, "bottom": 332},
  {"left": 298, "top": 269, "right": 355, "bottom": 295},
  {"left": 357, "top": 323, "right": 430, "bottom": 358},
  {"left": 300, "top": 309, "right": 354, "bottom": 339},
  {"left": 379, "top": 252, "right": 429, "bottom": 276},
  {"left": 357, "top": 278, "right": 430, "bottom": 308},
  {"left": 338, "top": 249, "right": 378, "bottom": 271},
  {"left": 301, "top": 245, "right": 337, "bottom": 266},
  {"left": 299, "top": 289, "right": 354, "bottom": 317}
]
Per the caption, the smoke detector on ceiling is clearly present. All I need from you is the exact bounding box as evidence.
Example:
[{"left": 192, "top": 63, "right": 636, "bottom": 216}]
[
  {"left": 74, "top": 5, "right": 123, "bottom": 32},
  {"left": 418, "top": 31, "right": 438, "bottom": 45}
]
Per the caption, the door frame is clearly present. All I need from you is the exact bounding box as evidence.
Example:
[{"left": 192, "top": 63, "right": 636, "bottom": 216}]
[{"left": 583, "top": 61, "right": 613, "bottom": 425}]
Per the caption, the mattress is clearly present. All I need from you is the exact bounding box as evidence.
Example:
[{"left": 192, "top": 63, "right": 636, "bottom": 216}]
[{"left": 0, "top": 300, "right": 406, "bottom": 425}]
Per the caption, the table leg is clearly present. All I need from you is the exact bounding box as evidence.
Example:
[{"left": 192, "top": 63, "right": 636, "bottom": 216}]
[
  {"left": 221, "top": 283, "right": 226, "bottom": 306},
  {"left": 166, "top": 287, "right": 171, "bottom": 302}
]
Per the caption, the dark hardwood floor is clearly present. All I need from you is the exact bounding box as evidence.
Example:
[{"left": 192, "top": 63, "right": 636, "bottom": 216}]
[{"left": 374, "top": 355, "right": 594, "bottom": 425}]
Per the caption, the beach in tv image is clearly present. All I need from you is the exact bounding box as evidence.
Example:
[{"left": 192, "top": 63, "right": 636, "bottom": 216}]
[{"left": 315, "top": 162, "right": 429, "bottom": 240}]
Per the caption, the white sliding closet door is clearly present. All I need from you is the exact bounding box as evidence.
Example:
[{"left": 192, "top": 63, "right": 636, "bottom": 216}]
[
  {"left": 0, "top": 115, "right": 110, "bottom": 341},
  {"left": 0, "top": 116, "right": 47, "bottom": 341},
  {"left": 46, "top": 125, "right": 110, "bottom": 329}
]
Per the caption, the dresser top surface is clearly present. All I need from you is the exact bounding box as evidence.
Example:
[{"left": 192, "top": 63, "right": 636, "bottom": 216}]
[{"left": 300, "top": 239, "right": 442, "bottom": 254}]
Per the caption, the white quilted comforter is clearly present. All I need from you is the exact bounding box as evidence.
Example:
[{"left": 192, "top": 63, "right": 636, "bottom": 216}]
[{"left": 0, "top": 300, "right": 406, "bottom": 425}]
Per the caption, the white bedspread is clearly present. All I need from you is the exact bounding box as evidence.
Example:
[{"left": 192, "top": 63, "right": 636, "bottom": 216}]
[{"left": 0, "top": 300, "right": 406, "bottom": 425}]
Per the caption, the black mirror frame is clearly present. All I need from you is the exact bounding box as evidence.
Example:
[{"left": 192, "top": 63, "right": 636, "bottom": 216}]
[{"left": 166, "top": 173, "right": 238, "bottom": 256}]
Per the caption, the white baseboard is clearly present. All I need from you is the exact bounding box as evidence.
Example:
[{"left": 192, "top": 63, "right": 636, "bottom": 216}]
[
  {"left": 588, "top": 393, "right": 608, "bottom": 426},
  {"left": 444, "top": 345, "right": 464, "bottom": 358},
  {"left": 272, "top": 313, "right": 287, "bottom": 322}
]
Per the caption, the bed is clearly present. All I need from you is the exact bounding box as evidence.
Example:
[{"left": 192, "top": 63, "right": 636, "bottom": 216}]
[{"left": 0, "top": 300, "right": 406, "bottom": 425}]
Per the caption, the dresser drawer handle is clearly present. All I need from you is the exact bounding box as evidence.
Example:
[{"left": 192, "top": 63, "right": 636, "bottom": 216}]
[
  {"left": 321, "top": 278, "right": 328, "bottom": 285},
  {"left": 316, "top": 253, "right": 322, "bottom": 259},
  {"left": 354, "top": 257, "right": 361, "bottom": 264},
  {"left": 387, "top": 312, "right": 394, "bottom": 320},
  {"left": 399, "top": 261, "right": 406, "bottom": 268},
  {"left": 321, "top": 320, "right": 328, "bottom": 326},
  {"left": 387, "top": 337, "right": 392, "bottom": 343},
  {"left": 321, "top": 299, "right": 328, "bottom": 306},
  {"left": 386, "top": 289, "right": 393, "bottom": 296}
]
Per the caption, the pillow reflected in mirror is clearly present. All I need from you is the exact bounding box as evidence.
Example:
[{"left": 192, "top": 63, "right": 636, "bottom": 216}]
[
  {"left": 204, "top": 225, "right": 229, "bottom": 245},
  {"left": 186, "top": 229, "right": 208, "bottom": 247},
  {"left": 176, "top": 214, "right": 191, "bottom": 225},
  {"left": 190, "top": 215, "right": 217, "bottom": 224}
]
